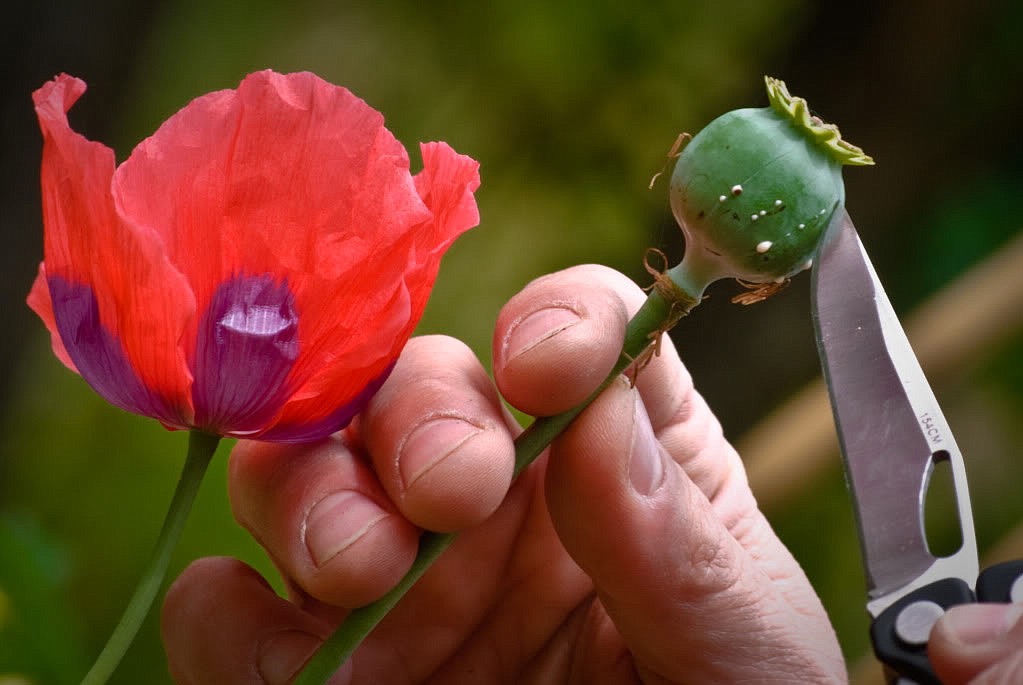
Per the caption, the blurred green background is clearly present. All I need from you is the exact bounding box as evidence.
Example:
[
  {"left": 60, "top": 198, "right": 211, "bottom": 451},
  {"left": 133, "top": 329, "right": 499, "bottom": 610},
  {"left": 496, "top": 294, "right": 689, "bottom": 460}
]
[{"left": 2, "top": 1, "right": 1022, "bottom": 683}]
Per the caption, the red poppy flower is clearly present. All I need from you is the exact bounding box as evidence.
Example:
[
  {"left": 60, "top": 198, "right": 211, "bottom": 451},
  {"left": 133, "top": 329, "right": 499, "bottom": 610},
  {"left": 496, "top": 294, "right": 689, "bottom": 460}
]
[{"left": 27, "top": 70, "right": 480, "bottom": 442}]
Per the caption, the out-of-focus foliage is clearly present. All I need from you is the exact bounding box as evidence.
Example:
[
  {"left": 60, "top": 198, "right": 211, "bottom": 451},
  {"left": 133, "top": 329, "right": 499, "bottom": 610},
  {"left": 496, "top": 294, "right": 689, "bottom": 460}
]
[
  {"left": 2, "top": 1, "right": 1021, "bottom": 683},
  {"left": 0, "top": 514, "right": 85, "bottom": 683}
]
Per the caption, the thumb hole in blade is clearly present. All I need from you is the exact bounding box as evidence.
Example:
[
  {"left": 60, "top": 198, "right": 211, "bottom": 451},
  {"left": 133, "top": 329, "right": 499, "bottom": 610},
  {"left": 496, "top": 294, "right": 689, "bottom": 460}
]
[{"left": 924, "top": 451, "right": 965, "bottom": 558}]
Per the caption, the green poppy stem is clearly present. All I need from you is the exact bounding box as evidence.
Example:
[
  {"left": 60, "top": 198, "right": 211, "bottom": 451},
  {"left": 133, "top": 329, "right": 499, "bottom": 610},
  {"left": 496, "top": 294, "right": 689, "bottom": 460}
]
[
  {"left": 81, "top": 430, "right": 220, "bottom": 685},
  {"left": 296, "top": 277, "right": 701, "bottom": 684}
]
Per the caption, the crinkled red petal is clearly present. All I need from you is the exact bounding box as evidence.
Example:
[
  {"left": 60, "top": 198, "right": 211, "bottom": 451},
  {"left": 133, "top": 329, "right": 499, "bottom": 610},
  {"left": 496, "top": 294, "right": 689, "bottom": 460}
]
[
  {"left": 32, "top": 74, "right": 195, "bottom": 425},
  {"left": 407, "top": 141, "right": 482, "bottom": 315}
]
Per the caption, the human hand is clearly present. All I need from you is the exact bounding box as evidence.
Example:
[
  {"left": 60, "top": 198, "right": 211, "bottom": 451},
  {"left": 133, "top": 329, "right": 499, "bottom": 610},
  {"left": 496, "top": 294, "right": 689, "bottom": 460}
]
[
  {"left": 161, "top": 264, "right": 846, "bottom": 684},
  {"left": 929, "top": 602, "right": 1023, "bottom": 684}
]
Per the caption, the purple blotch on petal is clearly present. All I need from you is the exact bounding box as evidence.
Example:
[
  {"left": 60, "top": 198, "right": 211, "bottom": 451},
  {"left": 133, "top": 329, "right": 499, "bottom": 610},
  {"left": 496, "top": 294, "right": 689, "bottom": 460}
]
[
  {"left": 256, "top": 361, "right": 396, "bottom": 443},
  {"left": 192, "top": 274, "right": 299, "bottom": 434},
  {"left": 47, "top": 276, "right": 184, "bottom": 425}
]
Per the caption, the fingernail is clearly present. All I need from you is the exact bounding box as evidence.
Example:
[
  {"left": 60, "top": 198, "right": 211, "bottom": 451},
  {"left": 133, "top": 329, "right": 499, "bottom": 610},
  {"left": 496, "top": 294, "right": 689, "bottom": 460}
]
[
  {"left": 399, "top": 416, "right": 482, "bottom": 488},
  {"left": 258, "top": 629, "right": 321, "bottom": 684},
  {"left": 943, "top": 603, "right": 1023, "bottom": 645},
  {"left": 504, "top": 306, "right": 581, "bottom": 361},
  {"left": 628, "top": 393, "right": 664, "bottom": 496},
  {"left": 304, "top": 491, "right": 387, "bottom": 567}
]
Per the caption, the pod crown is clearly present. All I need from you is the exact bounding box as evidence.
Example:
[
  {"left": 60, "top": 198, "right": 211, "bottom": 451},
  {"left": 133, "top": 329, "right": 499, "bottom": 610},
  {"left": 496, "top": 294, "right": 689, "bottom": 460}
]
[{"left": 765, "top": 76, "right": 875, "bottom": 167}]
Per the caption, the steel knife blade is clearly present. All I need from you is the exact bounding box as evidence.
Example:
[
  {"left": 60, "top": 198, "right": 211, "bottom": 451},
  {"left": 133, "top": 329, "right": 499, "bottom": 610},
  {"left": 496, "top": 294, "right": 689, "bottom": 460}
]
[{"left": 811, "top": 211, "right": 978, "bottom": 616}]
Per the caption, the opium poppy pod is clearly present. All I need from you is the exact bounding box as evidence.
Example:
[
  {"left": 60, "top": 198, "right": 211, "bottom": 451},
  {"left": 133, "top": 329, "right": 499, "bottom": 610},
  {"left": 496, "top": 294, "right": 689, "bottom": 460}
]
[
  {"left": 668, "top": 77, "right": 872, "bottom": 298},
  {"left": 27, "top": 70, "right": 481, "bottom": 442}
]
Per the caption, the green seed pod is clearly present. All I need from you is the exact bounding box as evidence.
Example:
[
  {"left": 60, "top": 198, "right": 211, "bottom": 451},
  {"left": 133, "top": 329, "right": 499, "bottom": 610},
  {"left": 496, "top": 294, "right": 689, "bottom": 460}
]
[{"left": 668, "top": 77, "right": 873, "bottom": 301}]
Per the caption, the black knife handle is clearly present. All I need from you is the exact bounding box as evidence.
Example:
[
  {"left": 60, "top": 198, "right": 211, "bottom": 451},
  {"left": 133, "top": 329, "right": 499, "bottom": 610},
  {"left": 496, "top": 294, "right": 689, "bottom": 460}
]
[
  {"left": 976, "top": 560, "right": 1023, "bottom": 603},
  {"left": 871, "top": 578, "right": 974, "bottom": 685},
  {"left": 872, "top": 562, "right": 1023, "bottom": 684}
]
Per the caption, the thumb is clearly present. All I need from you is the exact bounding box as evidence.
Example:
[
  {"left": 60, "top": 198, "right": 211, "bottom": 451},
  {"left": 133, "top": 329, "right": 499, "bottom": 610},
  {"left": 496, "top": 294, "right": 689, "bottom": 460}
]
[
  {"left": 930, "top": 602, "right": 1023, "bottom": 684},
  {"left": 544, "top": 379, "right": 843, "bottom": 683}
]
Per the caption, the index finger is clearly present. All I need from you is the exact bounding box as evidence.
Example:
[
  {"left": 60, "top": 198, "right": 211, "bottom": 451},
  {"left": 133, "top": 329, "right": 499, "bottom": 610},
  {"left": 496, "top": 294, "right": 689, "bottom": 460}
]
[
  {"left": 493, "top": 264, "right": 708, "bottom": 479},
  {"left": 493, "top": 264, "right": 636, "bottom": 417}
]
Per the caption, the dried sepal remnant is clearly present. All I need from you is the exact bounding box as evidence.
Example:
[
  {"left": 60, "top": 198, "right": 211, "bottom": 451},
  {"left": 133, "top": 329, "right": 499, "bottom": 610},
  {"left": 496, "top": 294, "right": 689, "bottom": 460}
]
[
  {"left": 731, "top": 278, "right": 790, "bottom": 305},
  {"left": 649, "top": 132, "right": 692, "bottom": 190}
]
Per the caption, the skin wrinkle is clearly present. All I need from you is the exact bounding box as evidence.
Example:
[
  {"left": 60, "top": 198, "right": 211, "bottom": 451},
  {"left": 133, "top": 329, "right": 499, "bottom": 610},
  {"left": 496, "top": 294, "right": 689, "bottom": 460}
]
[
  {"left": 745, "top": 625, "right": 843, "bottom": 685},
  {"left": 303, "top": 501, "right": 414, "bottom": 607},
  {"left": 666, "top": 429, "right": 839, "bottom": 678},
  {"left": 492, "top": 477, "right": 588, "bottom": 672},
  {"left": 631, "top": 335, "right": 692, "bottom": 431},
  {"left": 706, "top": 448, "right": 760, "bottom": 537},
  {"left": 164, "top": 559, "right": 296, "bottom": 685},
  {"left": 255, "top": 628, "right": 324, "bottom": 684},
  {"left": 669, "top": 498, "right": 745, "bottom": 604},
  {"left": 230, "top": 442, "right": 294, "bottom": 542},
  {"left": 654, "top": 388, "right": 763, "bottom": 547},
  {"left": 394, "top": 409, "right": 487, "bottom": 491},
  {"left": 500, "top": 317, "right": 612, "bottom": 412},
  {"left": 566, "top": 599, "right": 641, "bottom": 685},
  {"left": 650, "top": 384, "right": 757, "bottom": 552},
  {"left": 634, "top": 351, "right": 739, "bottom": 510},
  {"left": 975, "top": 650, "right": 1023, "bottom": 685},
  {"left": 495, "top": 270, "right": 628, "bottom": 415},
  {"left": 550, "top": 598, "right": 598, "bottom": 685},
  {"left": 517, "top": 595, "right": 596, "bottom": 685},
  {"left": 500, "top": 299, "right": 584, "bottom": 361},
  {"left": 299, "top": 491, "right": 389, "bottom": 568},
  {"left": 425, "top": 465, "right": 591, "bottom": 685},
  {"left": 715, "top": 499, "right": 816, "bottom": 635},
  {"left": 670, "top": 395, "right": 731, "bottom": 491},
  {"left": 669, "top": 600, "right": 815, "bottom": 684},
  {"left": 377, "top": 467, "right": 540, "bottom": 685},
  {"left": 592, "top": 539, "right": 745, "bottom": 680},
  {"left": 657, "top": 414, "right": 726, "bottom": 500}
]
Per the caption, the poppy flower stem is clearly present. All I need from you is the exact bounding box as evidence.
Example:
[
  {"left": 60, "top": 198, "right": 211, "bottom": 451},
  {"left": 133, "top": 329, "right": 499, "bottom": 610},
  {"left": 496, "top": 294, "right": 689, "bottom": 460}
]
[
  {"left": 296, "top": 279, "right": 699, "bottom": 684},
  {"left": 81, "top": 430, "right": 220, "bottom": 685}
]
